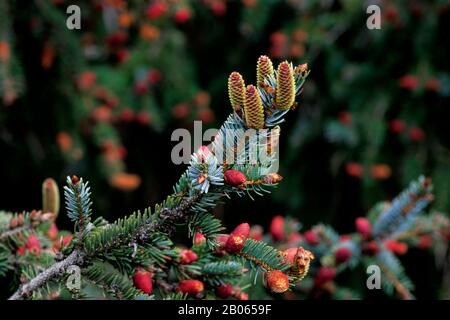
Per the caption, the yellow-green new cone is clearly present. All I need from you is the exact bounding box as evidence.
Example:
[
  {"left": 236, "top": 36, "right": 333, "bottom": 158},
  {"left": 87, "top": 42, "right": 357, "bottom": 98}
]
[
  {"left": 276, "top": 61, "right": 295, "bottom": 110},
  {"left": 244, "top": 85, "right": 265, "bottom": 129},
  {"left": 228, "top": 72, "right": 246, "bottom": 112},
  {"left": 42, "top": 178, "right": 60, "bottom": 220},
  {"left": 256, "top": 55, "right": 274, "bottom": 87}
]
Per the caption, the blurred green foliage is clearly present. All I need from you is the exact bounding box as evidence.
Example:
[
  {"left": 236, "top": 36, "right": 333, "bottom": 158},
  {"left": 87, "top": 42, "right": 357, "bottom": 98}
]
[{"left": 0, "top": 0, "right": 450, "bottom": 297}]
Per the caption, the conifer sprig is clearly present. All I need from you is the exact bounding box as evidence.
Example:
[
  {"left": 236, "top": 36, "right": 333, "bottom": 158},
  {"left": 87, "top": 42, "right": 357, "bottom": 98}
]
[
  {"left": 227, "top": 55, "right": 309, "bottom": 129},
  {"left": 6, "top": 56, "right": 311, "bottom": 300},
  {"left": 64, "top": 176, "right": 93, "bottom": 238}
]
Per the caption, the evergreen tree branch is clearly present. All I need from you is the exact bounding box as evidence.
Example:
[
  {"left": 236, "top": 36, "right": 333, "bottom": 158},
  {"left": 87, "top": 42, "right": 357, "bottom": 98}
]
[
  {"left": 0, "top": 211, "right": 53, "bottom": 242},
  {"left": 379, "top": 263, "right": 413, "bottom": 300},
  {"left": 6, "top": 56, "right": 310, "bottom": 300},
  {"left": 8, "top": 195, "right": 198, "bottom": 300}
]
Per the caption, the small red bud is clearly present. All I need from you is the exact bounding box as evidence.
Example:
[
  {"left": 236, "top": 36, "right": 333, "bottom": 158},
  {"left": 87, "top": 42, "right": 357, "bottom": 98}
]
[
  {"left": 338, "top": 111, "right": 352, "bottom": 125},
  {"left": 288, "top": 232, "right": 302, "bottom": 243},
  {"left": 53, "top": 235, "right": 73, "bottom": 252},
  {"left": 362, "top": 240, "right": 379, "bottom": 256},
  {"left": 134, "top": 81, "right": 148, "bottom": 95},
  {"left": 47, "top": 223, "right": 59, "bottom": 240},
  {"left": 265, "top": 270, "right": 289, "bottom": 293},
  {"left": 346, "top": 162, "right": 363, "bottom": 178},
  {"left": 174, "top": 8, "right": 191, "bottom": 24},
  {"left": 133, "top": 268, "right": 153, "bottom": 294},
  {"left": 178, "top": 279, "right": 204, "bottom": 295},
  {"left": 236, "top": 291, "right": 249, "bottom": 300},
  {"left": 409, "top": 127, "right": 426, "bottom": 142},
  {"left": 389, "top": 119, "right": 405, "bottom": 134},
  {"left": 147, "top": 69, "right": 162, "bottom": 85},
  {"left": 216, "top": 234, "right": 229, "bottom": 249},
  {"left": 136, "top": 111, "right": 151, "bottom": 125},
  {"left": 384, "top": 240, "right": 408, "bottom": 255},
  {"left": 417, "top": 235, "right": 433, "bottom": 249},
  {"left": 9, "top": 217, "right": 18, "bottom": 229},
  {"left": 16, "top": 246, "right": 26, "bottom": 256},
  {"left": 26, "top": 235, "right": 41, "bottom": 256},
  {"left": 283, "top": 247, "right": 299, "bottom": 264},
  {"left": 249, "top": 225, "right": 264, "bottom": 241},
  {"left": 215, "top": 283, "right": 233, "bottom": 298},
  {"left": 193, "top": 232, "right": 206, "bottom": 246},
  {"left": 398, "top": 75, "right": 419, "bottom": 91},
  {"left": 304, "top": 230, "right": 319, "bottom": 246},
  {"left": 335, "top": 247, "right": 352, "bottom": 264},
  {"left": 225, "top": 234, "right": 246, "bottom": 254},
  {"left": 180, "top": 249, "right": 198, "bottom": 264},
  {"left": 71, "top": 175, "right": 80, "bottom": 185},
  {"left": 146, "top": 1, "right": 167, "bottom": 20},
  {"left": 120, "top": 108, "right": 135, "bottom": 122},
  {"left": 231, "top": 223, "right": 250, "bottom": 238},
  {"left": 355, "top": 217, "right": 372, "bottom": 239},
  {"left": 315, "top": 267, "right": 337, "bottom": 287},
  {"left": 17, "top": 214, "right": 24, "bottom": 226},
  {"left": 270, "top": 215, "right": 285, "bottom": 241},
  {"left": 224, "top": 169, "right": 246, "bottom": 187}
]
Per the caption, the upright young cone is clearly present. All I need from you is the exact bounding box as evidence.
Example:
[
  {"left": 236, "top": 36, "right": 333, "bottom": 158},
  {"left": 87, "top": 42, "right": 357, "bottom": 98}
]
[
  {"left": 42, "top": 178, "right": 60, "bottom": 220},
  {"left": 256, "top": 55, "right": 274, "bottom": 87},
  {"left": 228, "top": 72, "right": 246, "bottom": 112},
  {"left": 276, "top": 61, "right": 295, "bottom": 110},
  {"left": 244, "top": 85, "right": 265, "bottom": 129}
]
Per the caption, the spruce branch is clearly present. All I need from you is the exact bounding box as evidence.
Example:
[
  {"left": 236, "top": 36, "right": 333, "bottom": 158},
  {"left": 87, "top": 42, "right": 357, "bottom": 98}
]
[
  {"left": 378, "top": 262, "right": 413, "bottom": 300},
  {"left": 64, "top": 175, "right": 93, "bottom": 238},
  {"left": 373, "top": 176, "right": 433, "bottom": 239},
  {"left": 0, "top": 211, "right": 53, "bottom": 242},
  {"left": 84, "top": 261, "right": 152, "bottom": 300},
  {"left": 6, "top": 56, "right": 310, "bottom": 300},
  {"left": 238, "top": 239, "right": 287, "bottom": 272},
  {"left": 8, "top": 194, "right": 200, "bottom": 300}
]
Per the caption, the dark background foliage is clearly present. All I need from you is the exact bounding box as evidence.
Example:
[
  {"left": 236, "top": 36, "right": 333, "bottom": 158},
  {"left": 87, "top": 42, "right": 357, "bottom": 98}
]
[{"left": 1, "top": 0, "right": 449, "bottom": 298}]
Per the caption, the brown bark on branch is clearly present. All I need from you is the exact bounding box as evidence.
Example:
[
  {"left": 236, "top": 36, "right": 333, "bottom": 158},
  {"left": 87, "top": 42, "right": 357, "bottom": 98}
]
[
  {"left": 0, "top": 226, "right": 31, "bottom": 242},
  {"left": 9, "top": 250, "right": 84, "bottom": 300}
]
